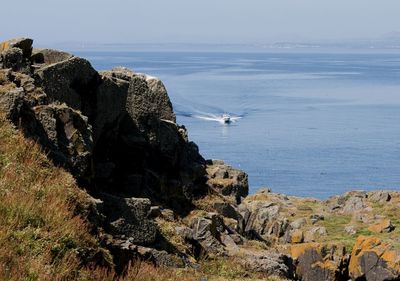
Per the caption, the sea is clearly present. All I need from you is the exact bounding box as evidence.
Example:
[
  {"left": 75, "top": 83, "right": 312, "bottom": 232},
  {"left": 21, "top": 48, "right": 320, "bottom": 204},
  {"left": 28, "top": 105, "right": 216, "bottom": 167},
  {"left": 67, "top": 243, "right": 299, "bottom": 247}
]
[{"left": 75, "top": 49, "right": 400, "bottom": 199}]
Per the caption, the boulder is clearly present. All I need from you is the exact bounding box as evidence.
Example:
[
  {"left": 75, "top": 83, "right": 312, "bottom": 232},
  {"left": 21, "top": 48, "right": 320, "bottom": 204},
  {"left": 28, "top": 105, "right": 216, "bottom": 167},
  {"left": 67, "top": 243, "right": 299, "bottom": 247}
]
[
  {"left": 368, "top": 219, "right": 395, "bottom": 233},
  {"left": 349, "top": 236, "right": 400, "bottom": 281},
  {"left": 126, "top": 73, "right": 175, "bottom": 127},
  {"left": 303, "top": 227, "right": 327, "bottom": 243},
  {"left": 328, "top": 191, "right": 367, "bottom": 214},
  {"left": 1, "top": 47, "right": 30, "bottom": 73},
  {"left": 369, "top": 191, "right": 391, "bottom": 203},
  {"left": 101, "top": 194, "right": 157, "bottom": 246},
  {"left": 291, "top": 243, "right": 349, "bottom": 281},
  {"left": 206, "top": 159, "right": 249, "bottom": 203},
  {"left": 0, "top": 38, "right": 33, "bottom": 58},
  {"left": 241, "top": 250, "right": 293, "bottom": 278},
  {"left": 189, "top": 214, "right": 226, "bottom": 255},
  {"left": 0, "top": 87, "right": 25, "bottom": 122},
  {"left": 34, "top": 56, "right": 99, "bottom": 113},
  {"left": 239, "top": 200, "right": 280, "bottom": 239}
]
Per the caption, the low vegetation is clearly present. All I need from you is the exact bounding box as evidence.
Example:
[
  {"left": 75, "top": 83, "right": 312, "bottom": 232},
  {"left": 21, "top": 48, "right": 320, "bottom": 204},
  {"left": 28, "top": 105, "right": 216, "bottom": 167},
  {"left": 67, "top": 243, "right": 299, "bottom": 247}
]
[{"left": 0, "top": 115, "right": 287, "bottom": 280}]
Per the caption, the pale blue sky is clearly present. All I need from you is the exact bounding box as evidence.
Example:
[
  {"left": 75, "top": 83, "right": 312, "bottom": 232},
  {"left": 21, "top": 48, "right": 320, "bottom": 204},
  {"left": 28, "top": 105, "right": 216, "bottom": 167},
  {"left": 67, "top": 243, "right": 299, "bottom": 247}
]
[{"left": 2, "top": 0, "right": 400, "bottom": 45}]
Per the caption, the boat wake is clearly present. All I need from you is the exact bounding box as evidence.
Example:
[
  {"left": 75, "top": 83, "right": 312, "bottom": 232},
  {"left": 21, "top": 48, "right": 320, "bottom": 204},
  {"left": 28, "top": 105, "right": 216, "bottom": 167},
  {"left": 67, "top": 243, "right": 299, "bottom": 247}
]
[{"left": 193, "top": 113, "right": 242, "bottom": 124}]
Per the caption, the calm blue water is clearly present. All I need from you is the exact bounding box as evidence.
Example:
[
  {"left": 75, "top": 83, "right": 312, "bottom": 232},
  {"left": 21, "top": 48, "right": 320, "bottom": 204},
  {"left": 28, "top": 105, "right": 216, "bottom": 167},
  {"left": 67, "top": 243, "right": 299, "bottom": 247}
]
[{"left": 76, "top": 51, "right": 400, "bottom": 199}]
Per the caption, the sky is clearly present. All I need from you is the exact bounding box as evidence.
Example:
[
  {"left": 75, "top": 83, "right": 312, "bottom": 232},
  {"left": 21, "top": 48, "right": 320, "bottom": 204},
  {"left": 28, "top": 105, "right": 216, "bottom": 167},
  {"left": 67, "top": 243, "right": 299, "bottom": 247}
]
[{"left": 2, "top": 0, "right": 400, "bottom": 45}]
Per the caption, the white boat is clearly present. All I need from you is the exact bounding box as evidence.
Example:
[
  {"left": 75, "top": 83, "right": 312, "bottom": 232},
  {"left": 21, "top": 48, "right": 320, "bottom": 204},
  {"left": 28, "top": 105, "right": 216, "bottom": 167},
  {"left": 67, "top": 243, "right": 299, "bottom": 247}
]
[{"left": 221, "top": 114, "right": 231, "bottom": 124}]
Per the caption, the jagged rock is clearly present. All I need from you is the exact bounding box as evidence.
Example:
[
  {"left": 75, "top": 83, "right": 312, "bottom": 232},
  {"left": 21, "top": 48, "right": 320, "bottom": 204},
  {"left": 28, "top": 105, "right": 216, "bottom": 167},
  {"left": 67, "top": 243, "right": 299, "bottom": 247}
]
[
  {"left": 268, "top": 218, "right": 289, "bottom": 238},
  {"left": 206, "top": 159, "right": 248, "bottom": 202},
  {"left": 190, "top": 214, "right": 226, "bottom": 255},
  {"left": 0, "top": 86, "right": 25, "bottom": 122},
  {"left": 291, "top": 243, "right": 349, "bottom": 281},
  {"left": 101, "top": 195, "right": 157, "bottom": 246},
  {"left": 349, "top": 236, "right": 400, "bottom": 281},
  {"left": 328, "top": 191, "right": 367, "bottom": 214},
  {"left": 34, "top": 56, "right": 99, "bottom": 113},
  {"left": 303, "top": 227, "right": 327, "bottom": 243},
  {"left": 239, "top": 200, "right": 280, "bottom": 240},
  {"left": 369, "top": 191, "right": 391, "bottom": 203},
  {"left": 221, "top": 234, "right": 239, "bottom": 255},
  {"left": 33, "top": 104, "right": 93, "bottom": 180},
  {"left": 126, "top": 73, "right": 175, "bottom": 127},
  {"left": 0, "top": 38, "right": 33, "bottom": 58},
  {"left": 368, "top": 219, "right": 395, "bottom": 233}
]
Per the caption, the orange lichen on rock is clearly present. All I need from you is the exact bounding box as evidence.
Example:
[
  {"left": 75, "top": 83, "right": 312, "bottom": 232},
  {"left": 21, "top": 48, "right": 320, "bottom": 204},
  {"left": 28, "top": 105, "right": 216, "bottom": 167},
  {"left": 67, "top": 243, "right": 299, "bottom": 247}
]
[
  {"left": 349, "top": 236, "right": 400, "bottom": 280},
  {"left": 290, "top": 243, "right": 320, "bottom": 259},
  {"left": 291, "top": 229, "right": 304, "bottom": 244}
]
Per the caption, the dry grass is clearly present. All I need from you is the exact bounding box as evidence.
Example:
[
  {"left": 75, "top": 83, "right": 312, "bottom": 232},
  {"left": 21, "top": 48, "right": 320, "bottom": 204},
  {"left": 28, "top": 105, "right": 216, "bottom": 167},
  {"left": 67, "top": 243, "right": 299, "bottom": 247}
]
[
  {"left": 0, "top": 115, "right": 285, "bottom": 281},
  {"left": 0, "top": 114, "right": 114, "bottom": 280}
]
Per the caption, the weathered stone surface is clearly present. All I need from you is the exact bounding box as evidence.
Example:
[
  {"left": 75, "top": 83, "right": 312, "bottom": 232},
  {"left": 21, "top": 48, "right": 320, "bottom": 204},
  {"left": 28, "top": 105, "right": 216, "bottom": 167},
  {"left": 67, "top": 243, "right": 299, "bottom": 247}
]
[
  {"left": 34, "top": 56, "right": 99, "bottom": 113},
  {"left": 239, "top": 198, "right": 280, "bottom": 239},
  {"left": 31, "top": 48, "right": 73, "bottom": 65},
  {"left": 369, "top": 191, "right": 391, "bottom": 203},
  {"left": 268, "top": 218, "right": 289, "bottom": 239},
  {"left": 126, "top": 73, "right": 175, "bottom": 126},
  {"left": 1, "top": 47, "right": 30, "bottom": 72},
  {"left": 291, "top": 229, "right": 304, "bottom": 244},
  {"left": 303, "top": 227, "right": 327, "bottom": 243},
  {"left": 328, "top": 191, "right": 367, "bottom": 214},
  {"left": 0, "top": 87, "right": 25, "bottom": 121},
  {"left": 290, "top": 218, "right": 307, "bottom": 230},
  {"left": 349, "top": 236, "right": 400, "bottom": 281},
  {"left": 101, "top": 195, "right": 157, "bottom": 246},
  {"left": 189, "top": 214, "right": 227, "bottom": 255},
  {"left": 241, "top": 250, "right": 293, "bottom": 278},
  {"left": 213, "top": 202, "right": 240, "bottom": 219},
  {"left": 368, "top": 219, "right": 395, "bottom": 233},
  {"left": 0, "top": 38, "right": 33, "bottom": 58},
  {"left": 33, "top": 104, "right": 93, "bottom": 180},
  {"left": 206, "top": 159, "right": 249, "bottom": 202},
  {"left": 291, "top": 243, "right": 349, "bottom": 281}
]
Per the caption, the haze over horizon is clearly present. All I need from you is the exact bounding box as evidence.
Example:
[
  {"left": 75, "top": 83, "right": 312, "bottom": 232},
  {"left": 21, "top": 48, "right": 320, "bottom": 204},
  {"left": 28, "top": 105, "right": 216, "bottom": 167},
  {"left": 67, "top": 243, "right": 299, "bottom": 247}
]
[{"left": 2, "top": 0, "right": 400, "bottom": 46}]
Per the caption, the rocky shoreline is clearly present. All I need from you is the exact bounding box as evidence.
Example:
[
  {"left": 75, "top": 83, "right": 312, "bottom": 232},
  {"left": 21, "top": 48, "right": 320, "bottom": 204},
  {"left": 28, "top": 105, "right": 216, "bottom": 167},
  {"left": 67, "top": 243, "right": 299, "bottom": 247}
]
[{"left": 1, "top": 38, "right": 399, "bottom": 281}]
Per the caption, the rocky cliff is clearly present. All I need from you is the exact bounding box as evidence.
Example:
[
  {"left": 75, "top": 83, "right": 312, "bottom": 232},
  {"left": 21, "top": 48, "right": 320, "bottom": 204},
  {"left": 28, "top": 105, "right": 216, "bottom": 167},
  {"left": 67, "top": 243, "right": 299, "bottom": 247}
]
[{"left": 1, "top": 38, "right": 400, "bottom": 281}]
